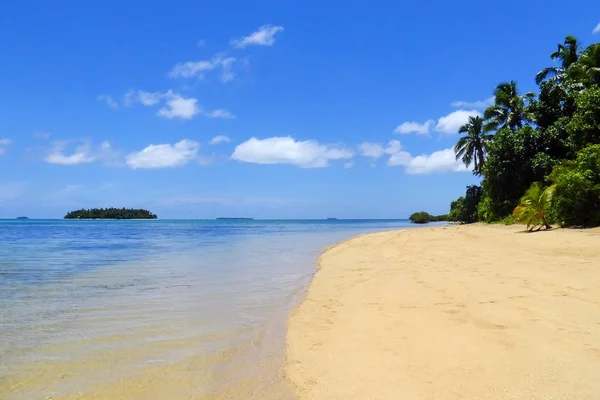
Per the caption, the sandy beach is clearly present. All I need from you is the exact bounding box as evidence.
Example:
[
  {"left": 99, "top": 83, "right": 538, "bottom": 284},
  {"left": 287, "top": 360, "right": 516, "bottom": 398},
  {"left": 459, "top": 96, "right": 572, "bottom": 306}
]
[{"left": 286, "top": 224, "right": 600, "bottom": 399}]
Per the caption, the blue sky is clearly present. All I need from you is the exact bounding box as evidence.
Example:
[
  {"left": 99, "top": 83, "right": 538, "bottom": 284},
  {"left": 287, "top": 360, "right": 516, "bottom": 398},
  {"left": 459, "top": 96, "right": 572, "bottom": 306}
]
[{"left": 1, "top": 1, "right": 599, "bottom": 219}]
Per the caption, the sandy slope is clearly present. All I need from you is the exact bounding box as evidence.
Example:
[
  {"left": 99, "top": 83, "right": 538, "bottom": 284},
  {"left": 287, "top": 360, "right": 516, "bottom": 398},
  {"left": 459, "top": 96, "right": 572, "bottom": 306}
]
[{"left": 286, "top": 224, "right": 600, "bottom": 400}]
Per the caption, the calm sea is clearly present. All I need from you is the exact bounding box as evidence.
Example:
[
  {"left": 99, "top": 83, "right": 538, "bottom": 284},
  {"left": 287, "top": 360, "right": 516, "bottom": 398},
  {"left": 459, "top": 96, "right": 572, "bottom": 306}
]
[{"left": 0, "top": 219, "right": 423, "bottom": 399}]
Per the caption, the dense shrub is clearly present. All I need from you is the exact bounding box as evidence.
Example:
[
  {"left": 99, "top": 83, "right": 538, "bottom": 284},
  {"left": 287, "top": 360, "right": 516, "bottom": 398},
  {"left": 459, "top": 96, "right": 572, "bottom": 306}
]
[
  {"left": 549, "top": 144, "right": 600, "bottom": 226},
  {"left": 448, "top": 185, "right": 481, "bottom": 223}
]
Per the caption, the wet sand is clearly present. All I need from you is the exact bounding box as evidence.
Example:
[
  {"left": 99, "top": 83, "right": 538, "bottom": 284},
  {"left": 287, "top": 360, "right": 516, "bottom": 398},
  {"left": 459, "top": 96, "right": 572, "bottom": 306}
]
[{"left": 286, "top": 224, "right": 600, "bottom": 399}]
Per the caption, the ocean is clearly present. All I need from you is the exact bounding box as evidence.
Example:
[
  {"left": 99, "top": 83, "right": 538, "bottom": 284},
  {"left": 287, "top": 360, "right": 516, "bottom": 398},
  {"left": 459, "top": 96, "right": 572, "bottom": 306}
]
[{"left": 0, "top": 219, "right": 424, "bottom": 399}]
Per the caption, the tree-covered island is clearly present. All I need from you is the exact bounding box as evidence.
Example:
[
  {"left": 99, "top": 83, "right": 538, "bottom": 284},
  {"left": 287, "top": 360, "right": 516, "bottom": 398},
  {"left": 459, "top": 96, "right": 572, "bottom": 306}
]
[{"left": 64, "top": 208, "right": 157, "bottom": 219}]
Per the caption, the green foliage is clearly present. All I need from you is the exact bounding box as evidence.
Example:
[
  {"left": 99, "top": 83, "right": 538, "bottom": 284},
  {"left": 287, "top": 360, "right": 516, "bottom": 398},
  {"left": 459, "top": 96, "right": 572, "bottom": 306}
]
[
  {"left": 566, "top": 86, "right": 600, "bottom": 152},
  {"left": 512, "top": 182, "right": 555, "bottom": 231},
  {"left": 478, "top": 126, "right": 558, "bottom": 220},
  {"left": 448, "top": 185, "right": 481, "bottom": 223},
  {"left": 454, "top": 116, "right": 492, "bottom": 175},
  {"left": 549, "top": 144, "right": 600, "bottom": 227},
  {"left": 449, "top": 36, "right": 600, "bottom": 227},
  {"left": 64, "top": 208, "right": 157, "bottom": 220},
  {"left": 483, "top": 81, "right": 535, "bottom": 131},
  {"left": 409, "top": 212, "right": 448, "bottom": 224}
]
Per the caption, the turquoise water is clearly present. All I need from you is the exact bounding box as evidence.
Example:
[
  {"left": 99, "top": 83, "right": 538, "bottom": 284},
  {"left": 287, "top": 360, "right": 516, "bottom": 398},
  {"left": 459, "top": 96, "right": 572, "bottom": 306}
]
[{"left": 0, "top": 219, "right": 421, "bottom": 399}]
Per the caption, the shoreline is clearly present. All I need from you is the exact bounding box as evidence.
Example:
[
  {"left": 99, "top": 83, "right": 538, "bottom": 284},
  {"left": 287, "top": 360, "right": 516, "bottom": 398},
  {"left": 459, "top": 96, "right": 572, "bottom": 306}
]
[{"left": 285, "top": 224, "right": 600, "bottom": 399}]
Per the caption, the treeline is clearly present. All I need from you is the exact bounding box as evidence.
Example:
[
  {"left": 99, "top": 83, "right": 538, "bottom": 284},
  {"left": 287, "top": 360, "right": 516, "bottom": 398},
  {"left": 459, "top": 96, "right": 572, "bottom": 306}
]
[
  {"left": 64, "top": 208, "right": 157, "bottom": 219},
  {"left": 409, "top": 212, "right": 449, "bottom": 224},
  {"left": 450, "top": 36, "right": 600, "bottom": 229}
]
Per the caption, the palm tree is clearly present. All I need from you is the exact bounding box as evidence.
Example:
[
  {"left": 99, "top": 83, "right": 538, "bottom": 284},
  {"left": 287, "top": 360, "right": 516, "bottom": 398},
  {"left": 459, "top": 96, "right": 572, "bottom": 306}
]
[
  {"left": 567, "top": 43, "right": 600, "bottom": 87},
  {"left": 512, "top": 182, "right": 556, "bottom": 231},
  {"left": 535, "top": 36, "right": 580, "bottom": 85},
  {"left": 484, "top": 81, "right": 535, "bottom": 131},
  {"left": 454, "top": 116, "right": 492, "bottom": 175}
]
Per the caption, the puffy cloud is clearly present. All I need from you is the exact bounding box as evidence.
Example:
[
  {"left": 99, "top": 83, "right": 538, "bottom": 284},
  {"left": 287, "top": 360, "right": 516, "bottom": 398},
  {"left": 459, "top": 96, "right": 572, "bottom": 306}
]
[
  {"left": 0, "top": 138, "right": 12, "bottom": 155},
  {"left": 168, "top": 55, "right": 236, "bottom": 81},
  {"left": 97, "top": 94, "right": 119, "bottom": 109},
  {"left": 126, "top": 140, "right": 200, "bottom": 169},
  {"left": 124, "top": 90, "right": 164, "bottom": 107},
  {"left": 210, "top": 135, "right": 231, "bottom": 145},
  {"left": 125, "top": 89, "right": 230, "bottom": 120},
  {"left": 231, "top": 25, "right": 284, "bottom": 48},
  {"left": 358, "top": 140, "right": 403, "bottom": 160},
  {"left": 231, "top": 136, "right": 353, "bottom": 168},
  {"left": 357, "top": 142, "right": 385, "bottom": 158},
  {"left": 450, "top": 97, "right": 494, "bottom": 109},
  {"left": 157, "top": 91, "right": 201, "bottom": 120},
  {"left": 435, "top": 109, "right": 481, "bottom": 134},
  {"left": 356, "top": 139, "right": 467, "bottom": 174},
  {"left": 206, "top": 109, "right": 235, "bottom": 119},
  {"left": 394, "top": 120, "right": 434, "bottom": 135},
  {"left": 44, "top": 140, "right": 114, "bottom": 165},
  {"left": 593, "top": 23, "right": 600, "bottom": 34},
  {"left": 388, "top": 147, "right": 468, "bottom": 174}
]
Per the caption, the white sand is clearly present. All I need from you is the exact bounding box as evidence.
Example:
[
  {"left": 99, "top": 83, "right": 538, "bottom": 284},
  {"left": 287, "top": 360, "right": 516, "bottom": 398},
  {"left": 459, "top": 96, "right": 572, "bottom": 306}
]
[{"left": 286, "top": 224, "right": 600, "bottom": 399}]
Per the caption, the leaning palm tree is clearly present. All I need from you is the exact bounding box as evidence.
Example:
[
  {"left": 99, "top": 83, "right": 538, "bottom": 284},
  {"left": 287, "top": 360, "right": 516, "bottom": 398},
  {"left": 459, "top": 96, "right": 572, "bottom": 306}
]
[
  {"left": 454, "top": 116, "right": 492, "bottom": 175},
  {"left": 512, "top": 182, "right": 556, "bottom": 231},
  {"left": 484, "top": 81, "right": 535, "bottom": 131},
  {"left": 535, "top": 36, "right": 580, "bottom": 85},
  {"left": 566, "top": 43, "right": 600, "bottom": 87}
]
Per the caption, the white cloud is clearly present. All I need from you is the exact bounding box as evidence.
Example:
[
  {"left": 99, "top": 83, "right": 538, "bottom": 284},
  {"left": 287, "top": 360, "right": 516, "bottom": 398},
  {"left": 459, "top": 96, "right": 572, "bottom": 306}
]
[
  {"left": 124, "top": 89, "right": 230, "bottom": 121},
  {"left": 0, "top": 138, "right": 12, "bottom": 155},
  {"left": 593, "top": 23, "right": 600, "bottom": 34},
  {"left": 435, "top": 109, "right": 481, "bottom": 134},
  {"left": 231, "top": 25, "right": 284, "bottom": 48},
  {"left": 207, "top": 109, "right": 235, "bottom": 119},
  {"left": 386, "top": 146, "right": 468, "bottom": 174},
  {"left": 220, "top": 57, "right": 236, "bottom": 83},
  {"left": 344, "top": 161, "right": 354, "bottom": 169},
  {"left": 97, "top": 95, "right": 119, "bottom": 109},
  {"left": 355, "top": 139, "right": 467, "bottom": 174},
  {"left": 126, "top": 140, "right": 200, "bottom": 169},
  {"left": 450, "top": 97, "right": 494, "bottom": 109},
  {"left": 168, "top": 60, "right": 217, "bottom": 79},
  {"left": 357, "top": 142, "right": 385, "bottom": 159},
  {"left": 124, "top": 90, "right": 164, "bottom": 107},
  {"left": 394, "top": 120, "right": 434, "bottom": 135},
  {"left": 231, "top": 136, "right": 353, "bottom": 168},
  {"left": 357, "top": 140, "right": 402, "bottom": 160},
  {"left": 168, "top": 55, "right": 236, "bottom": 81},
  {"left": 404, "top": 148, "right": 469, "bottom": 174},
  {"left": 210, "top": 135, "right": 231, "bottom": 145},
  {"left": 44, "top": 140, "right": 114, "bottom": 166},
  {"left": 157, "top": 91, "right": 201, "bottom": 120}
]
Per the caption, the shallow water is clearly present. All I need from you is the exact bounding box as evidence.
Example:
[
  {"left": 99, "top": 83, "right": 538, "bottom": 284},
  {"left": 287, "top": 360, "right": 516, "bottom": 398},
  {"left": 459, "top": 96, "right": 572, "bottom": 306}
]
[{"left": 0, "top": 219, "right": 420, "bottom": 399}]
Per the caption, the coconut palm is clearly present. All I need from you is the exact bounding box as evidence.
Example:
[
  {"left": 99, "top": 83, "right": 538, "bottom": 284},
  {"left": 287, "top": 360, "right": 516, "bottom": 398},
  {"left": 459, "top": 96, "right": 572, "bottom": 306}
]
[
  {"left": 567, "top": 43, "right": 600, "bottom": 87},
  {"left": 484, "top": 81, "right": 535, "bottom": 131},
  {"left": 535, "top": 36, "right": 580, "bottom": 85},
  {"left": 454, "top": 116, "right": 492, "bottom": 175},
  {"left": 512, "top": 182, "right": 556, "bottom": 231}
]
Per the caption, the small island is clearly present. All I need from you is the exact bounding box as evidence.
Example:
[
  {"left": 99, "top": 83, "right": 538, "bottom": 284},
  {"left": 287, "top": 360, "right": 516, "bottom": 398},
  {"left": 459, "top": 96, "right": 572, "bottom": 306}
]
[
  {"left": 216, "top": 217, "right": 254, "bottom": 221},
  {"left": 408, "top": 211, "right": 449, "bottom": 224},
  {"left": 64, "top": 208, "right": 157, "bottom": 220},
  {"left": 16, "top": 216, "right": 30, "bottom": 220}
]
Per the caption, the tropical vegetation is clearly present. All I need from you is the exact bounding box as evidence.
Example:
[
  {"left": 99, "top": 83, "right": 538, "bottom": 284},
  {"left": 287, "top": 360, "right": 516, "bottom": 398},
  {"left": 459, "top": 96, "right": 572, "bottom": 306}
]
[
  {"left": 64, "top": 208, "right": 157, "bottom": 220},
  {"left": 409, "top": 212, "right": 448, "bottom": 224},
  {"left": 449, "top": 36, "right": 600, "bottom": 228}
]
